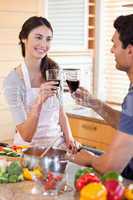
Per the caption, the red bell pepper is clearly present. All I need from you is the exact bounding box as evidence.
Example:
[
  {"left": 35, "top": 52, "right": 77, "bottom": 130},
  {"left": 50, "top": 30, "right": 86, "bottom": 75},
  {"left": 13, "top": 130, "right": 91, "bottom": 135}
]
[
  {"left": 74, "top": 167, "right": 96, "bottom": 181},
  {"left": 104, "top": 179, "right": 124, "bottom": 200},
  {"left": 75, "top": 172, "right": 100, "bottom": 191}
]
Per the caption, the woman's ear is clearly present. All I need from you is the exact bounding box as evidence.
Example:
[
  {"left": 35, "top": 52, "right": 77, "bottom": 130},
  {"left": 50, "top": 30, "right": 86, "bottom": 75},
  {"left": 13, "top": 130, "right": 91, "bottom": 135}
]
[{"left": 21, "top": 38, "right": 26, "bottom": 44}]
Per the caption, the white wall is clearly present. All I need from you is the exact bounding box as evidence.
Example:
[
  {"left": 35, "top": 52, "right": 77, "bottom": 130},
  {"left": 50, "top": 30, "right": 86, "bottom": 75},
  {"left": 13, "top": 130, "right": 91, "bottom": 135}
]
[{"left": 0, "top": 0, "right": 45, "bottom": 141}]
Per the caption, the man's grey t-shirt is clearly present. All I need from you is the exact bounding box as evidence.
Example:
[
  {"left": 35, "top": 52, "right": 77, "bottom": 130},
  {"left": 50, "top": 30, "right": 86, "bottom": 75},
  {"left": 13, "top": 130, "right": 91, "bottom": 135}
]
[
  {"left": 119, "top": 84, "right": 133, "bottom": 180},
  {"left": 3, "top": 69, "right": 27, "bottom": 125}
]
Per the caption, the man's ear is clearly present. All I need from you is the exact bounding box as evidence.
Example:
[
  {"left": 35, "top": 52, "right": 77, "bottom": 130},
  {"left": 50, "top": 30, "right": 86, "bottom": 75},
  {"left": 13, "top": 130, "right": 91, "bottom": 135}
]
[{"left": 127, "top": 44, "right": 133, "bottom": 56}]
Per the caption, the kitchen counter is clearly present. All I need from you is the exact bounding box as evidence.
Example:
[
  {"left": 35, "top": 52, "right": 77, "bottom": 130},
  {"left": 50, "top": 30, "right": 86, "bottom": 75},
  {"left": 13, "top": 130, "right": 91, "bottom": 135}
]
[
  {"left": 65, "top": 104, "right": 105, "bottom": 124},
  {"left": 0, "top": 162, "right": 81, "bottom": 200},
  {"left": 0, "top": 181, "right": 78, "bottom": 200},
  {"left": 0, "top": 161, "right": 132, "bottom": 200}
]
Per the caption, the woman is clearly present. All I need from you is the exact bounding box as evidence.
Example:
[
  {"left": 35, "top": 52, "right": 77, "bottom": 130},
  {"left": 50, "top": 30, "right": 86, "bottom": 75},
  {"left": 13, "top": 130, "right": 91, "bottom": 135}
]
[{"left": 4, "top": 16, "right": 77, "bottom": 151}]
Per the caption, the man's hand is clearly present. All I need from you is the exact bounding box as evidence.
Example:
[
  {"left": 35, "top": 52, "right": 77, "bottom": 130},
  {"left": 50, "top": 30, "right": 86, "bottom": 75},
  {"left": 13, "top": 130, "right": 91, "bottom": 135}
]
[
  {"left": 66, "top": 149, "right": 96, "bottom": 166},
  {"left": 72, "top": 87, "right": 93, "bottom": 107}
]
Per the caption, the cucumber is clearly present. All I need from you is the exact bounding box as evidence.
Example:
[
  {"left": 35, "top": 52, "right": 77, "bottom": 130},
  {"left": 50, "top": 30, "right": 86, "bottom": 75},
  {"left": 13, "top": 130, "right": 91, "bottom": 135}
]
[{"left": 8, "top": 175, "right": 18, "bottom": 183}]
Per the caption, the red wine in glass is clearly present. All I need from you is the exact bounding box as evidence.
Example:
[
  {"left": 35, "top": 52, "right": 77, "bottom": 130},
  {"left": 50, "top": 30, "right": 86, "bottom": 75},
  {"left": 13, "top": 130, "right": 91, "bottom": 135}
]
[
  {"left": 48, "top": 80, "right": 60, "bottom": 87},
  {"left": 66, "top": 80, "right": 79, "bottom": 93}
]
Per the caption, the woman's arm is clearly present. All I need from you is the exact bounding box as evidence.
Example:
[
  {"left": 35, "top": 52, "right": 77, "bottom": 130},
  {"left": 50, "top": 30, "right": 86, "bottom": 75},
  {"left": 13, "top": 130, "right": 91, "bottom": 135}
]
[
  {"left": 4, "top": 74, "right": 57, "bottom": 142},
  {"left": 16, "top": 82, "right": 58, "bottom": 142},
  {"left": 16, "top": 98, "right": 42, "bottom": 142}
]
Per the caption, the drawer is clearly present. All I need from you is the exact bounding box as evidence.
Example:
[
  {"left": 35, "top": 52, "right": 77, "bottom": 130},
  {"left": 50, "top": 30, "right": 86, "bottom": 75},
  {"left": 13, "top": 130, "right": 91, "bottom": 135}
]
[
  {"left": 74, "top": 136, "right": 108, "bottom": 150},
  {"left": 68, "top": 117, "right": 116, "bottom": 148}
]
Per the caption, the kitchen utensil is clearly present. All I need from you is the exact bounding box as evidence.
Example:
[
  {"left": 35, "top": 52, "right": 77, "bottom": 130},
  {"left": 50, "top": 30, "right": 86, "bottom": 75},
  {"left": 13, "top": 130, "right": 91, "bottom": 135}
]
[{"left": 40, "top": 135, "right": 61, "bottom": 158}]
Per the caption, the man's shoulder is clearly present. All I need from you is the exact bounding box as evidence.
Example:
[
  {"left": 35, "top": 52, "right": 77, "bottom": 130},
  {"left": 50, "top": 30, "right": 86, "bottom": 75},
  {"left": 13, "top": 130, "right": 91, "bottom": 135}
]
[{"left": 122, "top": 90, "right": 133, "bottom": 115}]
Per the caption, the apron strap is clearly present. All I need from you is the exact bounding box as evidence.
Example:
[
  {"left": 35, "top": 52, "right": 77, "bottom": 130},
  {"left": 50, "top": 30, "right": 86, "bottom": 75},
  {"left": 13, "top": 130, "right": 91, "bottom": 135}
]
[{"left": 21, "top": 60, "right": 31, "bottom": 90}]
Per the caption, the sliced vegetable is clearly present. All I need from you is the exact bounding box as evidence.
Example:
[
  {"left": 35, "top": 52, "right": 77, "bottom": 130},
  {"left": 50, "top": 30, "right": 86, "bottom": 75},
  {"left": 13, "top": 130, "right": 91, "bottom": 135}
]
[
  {"left": 0, "top": 174, "right": 8, "bottom": 183},
  {"left": 17, "top": 174, "right": 24, "bottom": 181},
  {"left": 8, "top": 175, "right": 18, "bottom": 183},
  {"left": 0, "top": 147, "right": 4, "bottom": 151},
  {"left": 0, "top": 151, "right": 6, "bottom": 156}
]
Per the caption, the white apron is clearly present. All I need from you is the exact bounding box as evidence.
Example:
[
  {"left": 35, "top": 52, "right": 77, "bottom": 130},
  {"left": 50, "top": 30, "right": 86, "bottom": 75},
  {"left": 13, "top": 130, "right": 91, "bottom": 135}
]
[{"left": 14, "top": 62, "right": 63, "bottom": 146}]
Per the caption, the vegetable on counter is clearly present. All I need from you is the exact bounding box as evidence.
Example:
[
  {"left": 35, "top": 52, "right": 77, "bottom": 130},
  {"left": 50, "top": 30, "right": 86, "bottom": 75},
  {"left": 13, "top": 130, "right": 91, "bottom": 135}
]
[
  {"left": 80, "top": 182, "right": 107, "bottom": 200},
  {"left": 23, "top": 167, "right": 43, "bottom": 181},
  {"left": 101, "top": 171, "right": 123, "bottom": 183},
  {"left": 124, "top": 184, "right": 133, "bottom": 200},
  {"left": 0, "top": 159, "right": 24, "bottom": 183},
  {"left": 74, "top": 167, "right": 100, "bottom": 191},
  {"left": 75, "top": 172, "right": 100, "bottom": 191},
  {"left": 0, "top": 147, "right": 20, "bottom": 157},
  {"left": 43, "top": 171, "right": 63, "bottom": 191},
  {"left": 104, "top": 179, "right": 124, "bottom": 200},
  {"left": 74, "top": 167, "right": 96, "bottom": 182}
]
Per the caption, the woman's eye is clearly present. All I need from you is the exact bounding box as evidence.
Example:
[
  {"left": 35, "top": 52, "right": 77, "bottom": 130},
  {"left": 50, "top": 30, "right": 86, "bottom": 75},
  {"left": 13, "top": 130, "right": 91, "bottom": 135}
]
[{"left": 36, "top": 36, "right": 42, "bottom": 40}]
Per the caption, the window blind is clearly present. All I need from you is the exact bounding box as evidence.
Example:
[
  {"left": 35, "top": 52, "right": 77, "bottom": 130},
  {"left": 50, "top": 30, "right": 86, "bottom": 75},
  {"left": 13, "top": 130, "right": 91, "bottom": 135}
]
[
  {"left": 47, "top": 0, "right": 88, "bottom": 51},
  {"left": 96, "top": 0, "right": 133, "bottom": 104}
]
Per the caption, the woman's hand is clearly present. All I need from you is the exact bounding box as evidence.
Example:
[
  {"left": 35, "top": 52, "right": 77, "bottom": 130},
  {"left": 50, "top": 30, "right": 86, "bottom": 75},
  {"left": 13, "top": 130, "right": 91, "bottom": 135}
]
[
  {"left": 66, "top": 138, "right": 81, "bottom": 154},
  {"left": 38, "top": 81, "right": 58, "bottom": 104}
]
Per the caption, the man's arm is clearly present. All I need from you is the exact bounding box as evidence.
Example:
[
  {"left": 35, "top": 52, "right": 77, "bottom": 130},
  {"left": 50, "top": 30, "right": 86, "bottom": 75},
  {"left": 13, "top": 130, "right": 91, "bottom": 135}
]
[
  {"left": 88, "top": 97, "right": 121, "bottom": 129},
  {"left": 70, "top": 130, "right": 133, "bottom": 174},
  {"left": 73, "top": 87, "right": 121, "bottom": 129}
]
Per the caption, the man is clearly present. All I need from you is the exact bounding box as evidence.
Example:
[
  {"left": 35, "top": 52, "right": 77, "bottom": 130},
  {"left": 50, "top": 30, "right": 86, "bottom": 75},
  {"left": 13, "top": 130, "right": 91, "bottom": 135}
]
[{"left": 71, "top": 14, "right": 133, "bottom": 180}]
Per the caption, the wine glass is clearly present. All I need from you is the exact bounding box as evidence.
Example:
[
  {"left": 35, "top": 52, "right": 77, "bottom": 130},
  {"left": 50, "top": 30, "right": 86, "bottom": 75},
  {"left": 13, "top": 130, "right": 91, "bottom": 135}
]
[
  {"left": 45, "top": 69, "right": 63, "bottom": 104},
  {"left": 65, "top": 69, "right": 80, "bottom": 93}
]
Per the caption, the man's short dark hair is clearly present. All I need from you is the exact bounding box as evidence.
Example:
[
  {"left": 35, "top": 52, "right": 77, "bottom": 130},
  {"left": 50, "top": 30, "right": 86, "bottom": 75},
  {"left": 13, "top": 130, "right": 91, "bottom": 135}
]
[{"left": 114, "top": 14, "right": 133, "bottom": 48}]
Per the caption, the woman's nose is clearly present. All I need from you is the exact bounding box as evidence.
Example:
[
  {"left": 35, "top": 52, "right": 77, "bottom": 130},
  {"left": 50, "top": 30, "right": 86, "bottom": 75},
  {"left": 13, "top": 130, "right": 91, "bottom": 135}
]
[
  {"left": 110, "top": 46, "right": 114, "bottom": 53},
  {"left": 40, "top": 39, "right": 47, "bottom": 47}
]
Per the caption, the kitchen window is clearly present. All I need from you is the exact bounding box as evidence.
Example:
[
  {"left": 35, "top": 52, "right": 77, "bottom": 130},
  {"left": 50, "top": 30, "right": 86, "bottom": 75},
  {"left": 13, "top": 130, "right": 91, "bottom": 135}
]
[
  {"left": 46, "top": 0, "right": 133, "bottom": 105},
  {"left": 95, "top": 0, "right": 133, "bottom": 105}
]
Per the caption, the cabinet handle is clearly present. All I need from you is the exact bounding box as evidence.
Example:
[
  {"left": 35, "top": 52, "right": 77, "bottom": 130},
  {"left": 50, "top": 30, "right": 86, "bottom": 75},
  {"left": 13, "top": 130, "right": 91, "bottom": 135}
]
[{"left": 82, "top": 124, "right": 97, "bottom": 131}]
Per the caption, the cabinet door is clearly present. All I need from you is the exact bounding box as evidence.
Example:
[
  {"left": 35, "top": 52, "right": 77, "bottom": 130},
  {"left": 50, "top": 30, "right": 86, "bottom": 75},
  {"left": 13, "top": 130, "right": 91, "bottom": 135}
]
[{"left": 68, "top": 116, "right": 116, "bottom": 151}]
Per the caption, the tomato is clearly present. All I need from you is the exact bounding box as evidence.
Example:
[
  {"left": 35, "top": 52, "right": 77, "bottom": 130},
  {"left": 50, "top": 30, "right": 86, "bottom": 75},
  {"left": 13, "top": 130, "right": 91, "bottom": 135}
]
[
  {"left": 44, "top": 179, "right": 56, "bottom": 190},
  {"left": 47, "top": 171, "right": 54, "bottom": 180},
  {"left": 54, "top": 175, "right": 62, "bottom": 181}
]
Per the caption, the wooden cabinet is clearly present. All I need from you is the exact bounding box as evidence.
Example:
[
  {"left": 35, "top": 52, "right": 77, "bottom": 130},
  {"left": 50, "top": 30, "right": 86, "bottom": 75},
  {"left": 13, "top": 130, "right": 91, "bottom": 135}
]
[{"left": 67, "top": 115, "right": 116, "bottom": 151}]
